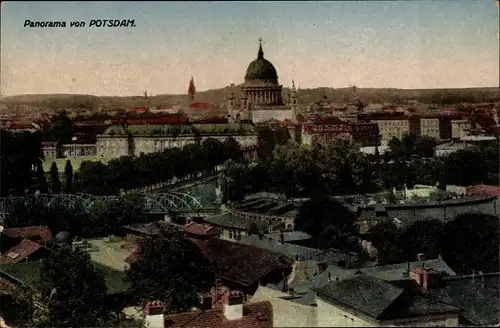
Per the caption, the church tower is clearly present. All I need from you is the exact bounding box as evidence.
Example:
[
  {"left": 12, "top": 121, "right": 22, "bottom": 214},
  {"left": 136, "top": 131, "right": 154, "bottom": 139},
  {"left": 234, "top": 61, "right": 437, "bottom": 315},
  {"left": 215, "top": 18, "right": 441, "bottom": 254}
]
[{"left": 188, "top": 76, "right": 196, "bottom": 101}]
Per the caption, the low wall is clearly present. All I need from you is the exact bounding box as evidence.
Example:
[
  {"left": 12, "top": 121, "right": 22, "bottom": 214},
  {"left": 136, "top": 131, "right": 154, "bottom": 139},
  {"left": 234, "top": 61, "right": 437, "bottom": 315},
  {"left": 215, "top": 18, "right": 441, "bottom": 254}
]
[{"left": 359, "top": 196, "right": 499, "bottom": 229}]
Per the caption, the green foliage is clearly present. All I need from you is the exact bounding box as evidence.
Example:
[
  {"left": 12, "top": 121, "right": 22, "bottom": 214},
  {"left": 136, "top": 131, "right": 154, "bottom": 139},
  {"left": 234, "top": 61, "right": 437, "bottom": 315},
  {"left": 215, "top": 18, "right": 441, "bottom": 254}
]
[
  {"left": 49, "top": 162, "right": 62, "bottom": 193},
  {"left": 441, "top": 213, "right": 499, "bottom": 274},
  {"left": 0, "top": 130, "right": 44, "bottom": 196},
  {"left": 76, "top": 137, "right": 244, "bottom": 195},
  {"left": 48, "top": 111, "right": 74, "bottom": 144},
  {"left": 368, "top": 213, "right": 499, "bottom": 273},
  {"left": 125, "top": 226, "right": 214, "bottom": 313},
  {"left": 63, "top": 160, "right": 73, "bottom": 193},
  {"left": 295, "top": 196, "right": 359, "bottom": 251},
  {"left": 38, "top": 245, "right": 112, "bottom": 328}
]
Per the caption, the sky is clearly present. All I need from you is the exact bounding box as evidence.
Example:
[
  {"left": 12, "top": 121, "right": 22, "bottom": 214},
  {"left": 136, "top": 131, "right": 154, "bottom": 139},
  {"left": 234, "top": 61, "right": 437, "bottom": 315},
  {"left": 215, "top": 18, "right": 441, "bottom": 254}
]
[{"left": 1, "top": 1, "right": 499, "bottom": 96}]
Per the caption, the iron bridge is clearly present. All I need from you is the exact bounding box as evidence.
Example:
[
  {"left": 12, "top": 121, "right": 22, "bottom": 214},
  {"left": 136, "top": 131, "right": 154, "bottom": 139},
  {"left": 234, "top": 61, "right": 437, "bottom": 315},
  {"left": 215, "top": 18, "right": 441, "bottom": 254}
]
[{"left": 0, "top": 192, "right": 213, "bottom": 215}]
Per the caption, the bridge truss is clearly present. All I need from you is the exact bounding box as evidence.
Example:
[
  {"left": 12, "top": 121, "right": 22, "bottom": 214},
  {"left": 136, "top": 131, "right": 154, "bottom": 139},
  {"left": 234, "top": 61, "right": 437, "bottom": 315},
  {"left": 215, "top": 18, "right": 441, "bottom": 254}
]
[{"left": 0, "top": 192, "right": 205, "bottom": 215}]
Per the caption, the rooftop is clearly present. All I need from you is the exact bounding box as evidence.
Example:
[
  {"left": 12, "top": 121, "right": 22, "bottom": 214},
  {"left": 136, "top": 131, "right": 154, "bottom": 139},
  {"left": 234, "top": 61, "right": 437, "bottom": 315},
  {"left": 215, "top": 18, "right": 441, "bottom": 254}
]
[
  {"left": 203, "top": 214, "right": 270, "bottom": 231},
  {"left": 2, "top": 225, "right": 53, "bottom": 243},
  {"left": 314, "top": 275, "right": 460, "bottom": 321},
  {"left": 428, "top": 272, "right": 500, "bottom": 326},
  {"left": 0, "top": 239, "right": 46, "bottom": 265},
  {"left": 164, "top": 300, "right": 273, "bottom": 328},
  {"left": 102, "top": 123, "right": 256, "bottom": 136},
  {"left": 190, "top": 238, "right": 293, "bottom": 287}
]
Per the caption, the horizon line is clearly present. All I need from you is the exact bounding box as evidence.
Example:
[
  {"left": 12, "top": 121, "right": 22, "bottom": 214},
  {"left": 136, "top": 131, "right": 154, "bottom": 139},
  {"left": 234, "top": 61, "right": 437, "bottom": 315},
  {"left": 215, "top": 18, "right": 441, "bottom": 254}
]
[{"left": 2, "top": 85, "right": 499, "bottom": 99}]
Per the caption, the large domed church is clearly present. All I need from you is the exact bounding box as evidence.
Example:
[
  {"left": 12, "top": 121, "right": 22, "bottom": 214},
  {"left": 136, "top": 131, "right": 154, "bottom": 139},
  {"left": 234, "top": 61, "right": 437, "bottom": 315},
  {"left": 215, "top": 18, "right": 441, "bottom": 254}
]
[{"left": 228, "top": 39, "right": 299, "bottom": 124}]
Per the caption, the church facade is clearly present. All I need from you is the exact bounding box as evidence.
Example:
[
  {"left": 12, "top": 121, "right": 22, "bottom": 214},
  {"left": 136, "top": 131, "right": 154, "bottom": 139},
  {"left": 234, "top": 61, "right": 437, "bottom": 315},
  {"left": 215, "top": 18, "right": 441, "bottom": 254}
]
[{"left": 228, "top": 40, "right": 299, "bottom": 124}]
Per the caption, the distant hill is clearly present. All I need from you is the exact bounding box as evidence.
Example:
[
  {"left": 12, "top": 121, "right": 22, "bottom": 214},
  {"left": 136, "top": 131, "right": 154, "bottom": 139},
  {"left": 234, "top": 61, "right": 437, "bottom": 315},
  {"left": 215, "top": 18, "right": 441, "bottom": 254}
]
[{"left": 1, "top": 86, "right": 499, "bottom": 112}]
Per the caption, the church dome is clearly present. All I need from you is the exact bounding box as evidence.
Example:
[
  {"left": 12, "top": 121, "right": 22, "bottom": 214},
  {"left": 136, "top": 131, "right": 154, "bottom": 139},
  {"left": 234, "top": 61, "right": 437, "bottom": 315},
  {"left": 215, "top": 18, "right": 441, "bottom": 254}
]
[{"left": 244, "top": 42, "right": 278, "bottom": 83}]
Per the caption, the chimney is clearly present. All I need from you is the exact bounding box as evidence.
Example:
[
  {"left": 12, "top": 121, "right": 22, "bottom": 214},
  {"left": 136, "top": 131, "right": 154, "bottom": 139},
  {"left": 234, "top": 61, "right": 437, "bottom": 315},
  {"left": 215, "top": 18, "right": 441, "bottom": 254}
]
[
  {"left": 223, "top": 290, "right": 244, "bottom": 321},
  {"left": 279, "top": 231, "right": 285, "bottom": 244},
  {"left": 316, "top": 262, "right": 327, "bottom": 275},
  {"left": 416, "top": 253, "right": 426, "bottom": 261},
  {"left": 409, "top": 267, "right": 442, "bottom": 291},
  {"left": 144, "top": 301, "right": 165, "bottom": 328}
]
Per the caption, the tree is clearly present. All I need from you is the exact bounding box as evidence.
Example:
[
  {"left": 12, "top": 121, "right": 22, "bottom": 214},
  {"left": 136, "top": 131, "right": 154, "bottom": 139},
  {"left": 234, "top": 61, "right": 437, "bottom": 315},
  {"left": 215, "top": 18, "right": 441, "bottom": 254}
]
[
  {"left": 398, "top": 219, "right": 445, "bottom": 261},
  {"left": 367, "top": 220, "right": 401, "bottom": 264},
  {"left": 415, "top": 136, "right": 437, "bottom": 158},
  {"left": 50, "top": 111, "right": 74, "bottom": 144},
  {"left": 441, "top": 213, "right": 499, "bottom": 274},
  {"left": 125, "top": 226, "right": 214, "bottom": 314},
  {"left": 49, "top": 162, "right": 62, "bottom": 193},
  {"left": 63, "top": 160, "right": 73, "bottom": 193},
  {"left": 35, "top": 162, "right": 48, "bottom": 193},
  {"left": 39, "top": 246, "right": 112, "bottom": 328},
  {"left": 295, "top": 196, "right": 357, "bottom": 249}
]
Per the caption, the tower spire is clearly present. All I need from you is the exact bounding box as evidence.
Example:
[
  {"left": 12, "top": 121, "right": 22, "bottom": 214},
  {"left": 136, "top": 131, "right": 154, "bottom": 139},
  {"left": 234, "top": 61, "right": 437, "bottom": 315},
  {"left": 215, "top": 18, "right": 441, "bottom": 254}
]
[
  {"left": 257, "top": 37, "right": 264, "bottom": 59},
  {"left": 188, "top": 76, "right": 196, "bottom": 101}
]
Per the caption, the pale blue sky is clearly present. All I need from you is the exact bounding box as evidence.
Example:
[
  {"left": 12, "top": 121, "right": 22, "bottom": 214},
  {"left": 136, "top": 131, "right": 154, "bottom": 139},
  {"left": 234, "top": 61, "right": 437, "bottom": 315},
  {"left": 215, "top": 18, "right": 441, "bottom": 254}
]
[{"left": 1, "top": 1, "right": 498, "bottom": 96}]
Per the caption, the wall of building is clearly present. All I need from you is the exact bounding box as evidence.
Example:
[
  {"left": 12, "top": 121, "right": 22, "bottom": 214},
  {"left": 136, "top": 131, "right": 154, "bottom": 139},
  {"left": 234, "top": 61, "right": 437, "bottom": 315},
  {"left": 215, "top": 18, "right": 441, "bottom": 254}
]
[
  {"left": 250, "top": 286, "right": 317, "bottom": 327},
  {"left": 316, "top": 298, "right": 459, "bottom": 327},
  {"left": 316, "top": 298, "right": 375, "bottom": 327},
  {"left": 96, "top": 134, "right": 258, "bottom": 159},
  {"left": 372, "top": 119, "right": 410, "bottom": 141},
  {"left": 420, "top": 118, "right": 440, "bottom": 140},
  {"left": 251, "top": 109, "right": 294, "bottom": 123}
]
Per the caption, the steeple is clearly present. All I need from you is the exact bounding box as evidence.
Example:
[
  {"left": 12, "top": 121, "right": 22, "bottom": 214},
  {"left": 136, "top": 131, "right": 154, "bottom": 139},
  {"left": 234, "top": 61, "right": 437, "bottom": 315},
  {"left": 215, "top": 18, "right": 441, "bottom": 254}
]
[
  {"left": 188, "top": 76, "right": 196, "bottom": 101},
  {"left": 257, "top": 37, "right": 264, "bottom": 59}
]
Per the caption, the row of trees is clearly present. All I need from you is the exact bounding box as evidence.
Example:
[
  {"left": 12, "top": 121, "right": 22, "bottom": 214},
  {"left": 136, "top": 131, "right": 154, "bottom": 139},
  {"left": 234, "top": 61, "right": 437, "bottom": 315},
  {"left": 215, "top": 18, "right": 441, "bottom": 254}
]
[
  {"left": 369, "top": 213, "right": 499, "bottom": 274},
  {"left": 14, "top": 226, "right": 216, "bottom": 327},
  {"left": 223, "top": 129, "right": 499, "bottom": 203},
  {"left": 75, "top": 137, "right": 243, "bottom": 195}
]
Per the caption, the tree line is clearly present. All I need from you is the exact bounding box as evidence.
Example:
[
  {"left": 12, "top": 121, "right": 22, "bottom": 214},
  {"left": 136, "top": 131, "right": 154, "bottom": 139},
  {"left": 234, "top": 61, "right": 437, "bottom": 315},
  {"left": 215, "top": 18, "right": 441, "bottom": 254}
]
[
  {"left": 222, "top": 130, "right": 499, "bottom": 203},
  {"left": 1, "top": 127, "right": 244, "bottom": 196},
  {"left": 368, "top": 213, "right": 499, "bottom": 274}
]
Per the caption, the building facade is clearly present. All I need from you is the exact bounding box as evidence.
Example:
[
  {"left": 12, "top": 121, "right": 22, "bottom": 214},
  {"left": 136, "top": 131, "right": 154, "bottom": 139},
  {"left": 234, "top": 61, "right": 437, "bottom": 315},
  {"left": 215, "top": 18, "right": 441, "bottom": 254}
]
[
  {"left": 301, "top": 117, "right": 379, "bottom": 147},
  {"left": 96, "top": 123, "right": 258, "bottom": 160}
]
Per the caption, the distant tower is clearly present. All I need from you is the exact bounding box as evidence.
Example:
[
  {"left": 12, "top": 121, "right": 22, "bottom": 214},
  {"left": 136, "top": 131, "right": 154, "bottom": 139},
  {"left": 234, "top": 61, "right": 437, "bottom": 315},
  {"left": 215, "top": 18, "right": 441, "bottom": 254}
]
[
  {"left": 228, "top": 91, "right": 236, "bottom": 122},
  {"left": 144, "top": 90, "right": 148, "bottom": 98},
  {"left": 290, "top": 80, "right": 298, "bottom": 122},
  {"left": 188, "top": 76, "right": 196, "bottom": 101}
]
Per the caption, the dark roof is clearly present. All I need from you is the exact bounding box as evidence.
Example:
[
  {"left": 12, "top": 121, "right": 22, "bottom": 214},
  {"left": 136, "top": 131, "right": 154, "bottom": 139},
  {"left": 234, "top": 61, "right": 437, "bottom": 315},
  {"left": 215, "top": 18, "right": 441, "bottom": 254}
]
[
  {"left": 3, "top": 225, "right": 53, "bottom": 243},
  {"left": 0, "top": 239, "right": 44, "bottom": 264},
  {"left": 315, "top": 258, "right": 457, "bottom": 288},
  {"left": 428, "top": 273, "right": 500, "bottom": 326},
  {"left": 264, "top": 231, "right": 311, "bottom": 242},
  {"left": 164, "top": 300, "right": 273, "bottom": 328},
  {"left": 314, "top": 275, "right": 460, "bottom": 321},
  {"left": 184, "top": 222, "right": 220, "bottom": 237},
  {"left": 245, "top": 43, "right": 278, "bottom": 83},
  {"left": 190, "top": 238, "right": 293, "bottom": 287},
  {"left": 204, "top": 214, "right": 269, "bottom": 231}
]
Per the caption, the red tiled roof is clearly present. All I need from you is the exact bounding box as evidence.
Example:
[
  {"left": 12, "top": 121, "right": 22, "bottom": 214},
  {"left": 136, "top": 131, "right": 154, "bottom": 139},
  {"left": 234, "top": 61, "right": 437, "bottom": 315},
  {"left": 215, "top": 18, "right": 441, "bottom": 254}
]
[
  {"left": 189, "top": 238, "right": 293, "bottom": 287},
  {"left": 185, "top": 222, "right": 220, "bottom": 237},
  {"left": 3, "top": 225, "right": 53, "bottom": 243},
  {"left": 189, "top": 102, "right": 213, "bottom": 110},
  {"left": 163, "top": 300, "right": 273, "bottom": 328},
  {"left": 465, "top": 184, "right": 500, "bottom": 197},
  {"left": 0, "top": 239, "right": 43, "bottom": 264}
]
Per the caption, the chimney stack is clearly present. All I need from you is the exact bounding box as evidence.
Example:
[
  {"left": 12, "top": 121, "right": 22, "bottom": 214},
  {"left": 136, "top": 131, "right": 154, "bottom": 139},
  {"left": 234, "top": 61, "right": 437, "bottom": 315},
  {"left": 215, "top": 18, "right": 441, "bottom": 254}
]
[
  {"left": 223, "top": 290, "right": 244, "bottom": 321},
  {"left": 409, "top": 267, "right": 442, "bottom": 291},
  {"left": 416, "top": 253, "right": 426, "bottom": 261}
]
